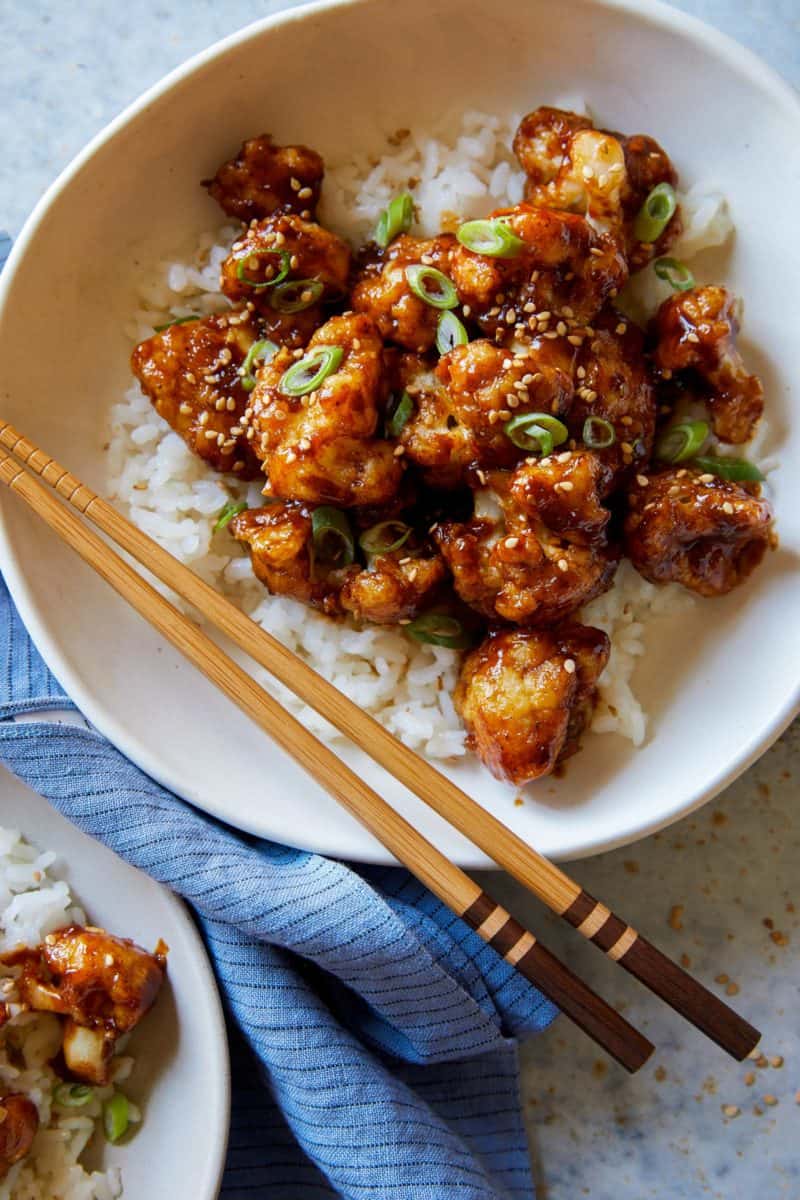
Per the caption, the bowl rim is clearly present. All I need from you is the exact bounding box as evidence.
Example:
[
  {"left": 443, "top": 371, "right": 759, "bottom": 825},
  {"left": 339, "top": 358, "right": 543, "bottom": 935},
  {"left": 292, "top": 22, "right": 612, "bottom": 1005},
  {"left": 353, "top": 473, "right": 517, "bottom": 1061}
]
[{"left": 0, "top": 0, "right": 799, "bottom": 867}]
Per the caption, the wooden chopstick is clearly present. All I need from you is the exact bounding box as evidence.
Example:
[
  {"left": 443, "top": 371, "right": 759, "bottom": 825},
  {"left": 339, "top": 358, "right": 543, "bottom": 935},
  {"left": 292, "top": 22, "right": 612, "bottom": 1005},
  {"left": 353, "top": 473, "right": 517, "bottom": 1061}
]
[
  {"left": 0, "top": 444, "right": 654, "bottom": 1073},
  {"left": 0, "top": 423, "right": 760, "bottom": 1060}
]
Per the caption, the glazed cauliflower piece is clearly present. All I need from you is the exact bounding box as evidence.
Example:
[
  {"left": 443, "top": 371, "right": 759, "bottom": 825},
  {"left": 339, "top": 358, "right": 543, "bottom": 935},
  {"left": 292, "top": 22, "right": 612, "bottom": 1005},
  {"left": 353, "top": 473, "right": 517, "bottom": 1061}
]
[
  {"left": 454, "top": 623, "right": 610, "bottom": 784},
  {"left": 434, "top": 453, "right": 618, "bottom": 625},
  {"left": 624, "top": 468, "right": 773, "bottom": 596},
  {"left": 351, "top": 233, "right": 458, "bottom": 352},
  {"left": 245, "top": 313, "right": 403, "bottom": 507},
  {"left": 652, "top": 285, "right": 764, "bottom": 444},
  {"left": 450, "top": 203, "right": 628, "bottom": 341},
  {"left": 0, "top": 1095, "right": 38, "bottom": 1179},
  {"left": 513, "top": 106, "right": 679, "bottom": 266},
  {"left": 204, "top": 133, "right": 324, "bottom": 222},
  {"left": 131, "top": 311, "right": 262, "bottom": 478}
]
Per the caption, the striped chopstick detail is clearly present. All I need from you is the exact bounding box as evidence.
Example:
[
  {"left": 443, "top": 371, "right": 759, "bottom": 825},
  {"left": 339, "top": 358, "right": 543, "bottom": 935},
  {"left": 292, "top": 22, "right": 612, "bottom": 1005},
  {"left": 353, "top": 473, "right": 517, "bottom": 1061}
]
[
  {"left": 463, "top": 893, "right": 537, "bottom": 963},
  {"left": 563, "top": 890, "right": 639, "bottom": 962}
]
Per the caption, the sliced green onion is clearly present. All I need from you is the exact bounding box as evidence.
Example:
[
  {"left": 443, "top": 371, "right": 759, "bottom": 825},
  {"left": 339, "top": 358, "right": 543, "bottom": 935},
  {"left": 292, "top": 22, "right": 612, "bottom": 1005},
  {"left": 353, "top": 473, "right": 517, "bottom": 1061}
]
[
  {"left": 312, "top": 506, "right": 355, "bottom": 566},
  {"left": 582, "top": 416, "right": 616, "bottom": 449},
  {"left": 53, "top": 1083, "right": 95, "bottom": 1109},
  {"left": 456, "top": 218, "right": 525, "bottom": 258},
  {"left": 235, "top": 249, "right": 291, "bottom": 289},
  {"left": 359, "top": 520, "right": 412, "bottom": 556},
  {"left": 655, "top": 420, "right": 709, "bottom": 464},
  {"left": 271, "top": 277, "right": 324, "bottom": 314},
  {"left": 214, "top": 500, "right": 248, "bottom": 532},
  {"left": 153, "top": 314, "right": 200, "bottom": 333},
  {"left": 654, "top": 257, "right": 695, "bottom": 292},
  {"left": 240, "top": 339, "right": 278, "bottom": 392},
  {"left": 633, "top": 182, "right": 677, "bottom": 244},
  {"left": 280, "top": 345, "right": 344, "bottom": 396},
  {"left": 504, "top": 412, "right": 568, "bottom": 454},
  {"left": 374, "top": 192, "right": 414, "bottom": 249},
  {"left": 692, "top": 455, "right": 764, "bottom": 483},
  {"left": 386, "top": 391, "right": 414, "bottom": 438},
  {"left": 407, "top": 612, "right": 472, "bottom": 650},
  {"left": 103, "top": 1093, "right": 130, "bottom": 1143},
  {"left": 436, "top": 311, "right": 469, "bottom": 355},
  {"left": 405, "top": 265, "right": 458, "bottom": 310}
]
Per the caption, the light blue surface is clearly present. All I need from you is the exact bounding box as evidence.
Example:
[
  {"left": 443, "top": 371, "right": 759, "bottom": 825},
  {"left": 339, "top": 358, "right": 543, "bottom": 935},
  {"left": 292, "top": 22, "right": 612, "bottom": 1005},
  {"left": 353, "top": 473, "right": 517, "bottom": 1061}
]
[{"left": 1, "top": 3, "right": 798, "bottom": 1198}]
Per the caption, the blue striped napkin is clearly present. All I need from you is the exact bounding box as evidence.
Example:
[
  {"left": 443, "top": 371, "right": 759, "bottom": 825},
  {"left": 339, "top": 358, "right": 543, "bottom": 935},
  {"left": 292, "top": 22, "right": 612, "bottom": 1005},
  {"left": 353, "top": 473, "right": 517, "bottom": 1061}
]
[{"left": 0, "top": 235, "right": 556, "bottom": 1198}]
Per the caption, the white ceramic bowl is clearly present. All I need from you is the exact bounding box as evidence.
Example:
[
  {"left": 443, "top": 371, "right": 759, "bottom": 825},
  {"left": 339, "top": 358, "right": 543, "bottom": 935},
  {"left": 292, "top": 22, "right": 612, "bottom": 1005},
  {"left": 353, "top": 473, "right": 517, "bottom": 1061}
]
[
  {"left": 0, "top": 0, "right": 798, "bottom": 867},
  {"left": 0, "top": 765, "right": 229, "bottom": 1196}
]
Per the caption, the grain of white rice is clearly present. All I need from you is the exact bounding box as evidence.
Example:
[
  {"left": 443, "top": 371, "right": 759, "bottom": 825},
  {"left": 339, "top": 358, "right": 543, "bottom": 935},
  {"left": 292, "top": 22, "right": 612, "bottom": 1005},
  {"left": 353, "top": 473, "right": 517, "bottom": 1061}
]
[
  {"left": 108, "top": 105, "right": 746, "bottom": 762},
  {"left": 0, "top": 830, "right": 138, "bottom": 1200}
]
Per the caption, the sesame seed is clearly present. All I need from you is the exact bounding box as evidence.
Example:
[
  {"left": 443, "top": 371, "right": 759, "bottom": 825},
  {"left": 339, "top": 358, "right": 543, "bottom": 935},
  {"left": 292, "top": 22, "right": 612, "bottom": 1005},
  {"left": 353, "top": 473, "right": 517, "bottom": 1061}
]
[
  {"left": 556, "top": 452, "right": 571, "bottom": 463},
  {"left": 559, "top": 480, "right": 574, "bottom": 492},
  {"left": 298, "top": 186, "right": 313, "bottom": 200},
  {"left": 199, "top": 412, "right": 209, "bottom": 426},
  {"left": 233, "top": 460, "right": 244, "bottom": 471},
  {"left": 722, "top": 1105, "right": 740, "bottom": 1118},
  {"left": 185, "top": 371, "right": 197, "bottom": 384},
  {"left": 476, "top": 470, "right": 487, "bottom": 485},
  {"left": 722, "top": 501, "right": 734, "bottom": 515},
  {"left": 699, "top": 473, "right": 715, "bottom": 483},
  {"left": 503, "top": 358, "right": 513, "bottom": 369},
  {"left": 506, "top": 309, "right": 517, "bottom": 325},
  {"left": 582, "top": 165, "right": 594, "bottom": 181},
  {"left": 615, "top": 322, "right": 627, "bottom": 336},
  {"left": 297, "top": 438, "right": 311, "bottom": 451},
  {"left": 504, "top": 536, "right": 519, "bottom": 549},
  {"left": 770, "top": 1056, "right": 784, "bottom": 1068},
  {"left": 567, "top": 334, "right": 583, "bottom": 346},
  {"left": 621, "top": 441, "right": 633, "bottom": 454},
  {"left": 507, "top": 395, "right": 520, "bottom": 408},
  {"left": 763, "top": 1094, "right": 778, "bottom": 1107},
  {"left": 215, "top": 397, "right": 226, "bottom": 411},
  {"left": 203, "top": 429, "right": 217, "bottom": 440},
  {"left": 636, "top": 475, "right": 649, "bottom": 487},
  {"left": 227, "top": 397, "right": 237, "bottom": 412},
  {"left": 290, "top": 176, "right": 301, "bottom": 191},
  {"left": 686, "top": 331, "right": 701, "bottom": 344},
  {"left": 420, "top": 253, "right": 435, "bottom": 266},
  {"left": 462, "top": 304, "right": 472, "bottom": 316},
  {"left": 523, "top": 301, "right": 536, "bottom": 314},
  {"left": 230, "top": 426, "right": 243, "bottom": 436},
  {"left": 556, "top": 321, "right": 567, "bottom": 336},
  {"left": 557, "top": 558, "right": 569, "bottom": 572},
  {"left": 393, "top": 445, "right": 405, "bottom": 457},
  {"left": 179, "top": 403, "right": 192, "bottom": 416},
  {"left": 576, "top": 366, "right": 586, "bottom": 380},
  {"left": 284, "top": 450, "right": 297, "bottom": 463},
  {"left": 564, "top": 658, "right": 576, "bottom": 673}
]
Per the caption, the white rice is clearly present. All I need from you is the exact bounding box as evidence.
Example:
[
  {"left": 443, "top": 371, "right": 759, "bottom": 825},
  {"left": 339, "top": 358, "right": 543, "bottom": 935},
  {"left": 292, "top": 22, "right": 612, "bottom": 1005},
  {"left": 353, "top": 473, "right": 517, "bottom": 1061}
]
[
  {"left": 108, "top": 105, "right": 740, "bottom": 760},
  {"left": 0, "top": 830, "right": 138, "bottom": 1200}
]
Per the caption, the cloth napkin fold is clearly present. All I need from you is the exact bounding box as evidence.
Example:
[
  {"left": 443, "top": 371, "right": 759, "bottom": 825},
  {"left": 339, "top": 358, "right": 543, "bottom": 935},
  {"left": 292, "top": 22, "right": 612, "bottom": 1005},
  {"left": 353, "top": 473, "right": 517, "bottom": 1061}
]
[{"left": 0, "top": 576, "right": 557, "bottom": 1198}]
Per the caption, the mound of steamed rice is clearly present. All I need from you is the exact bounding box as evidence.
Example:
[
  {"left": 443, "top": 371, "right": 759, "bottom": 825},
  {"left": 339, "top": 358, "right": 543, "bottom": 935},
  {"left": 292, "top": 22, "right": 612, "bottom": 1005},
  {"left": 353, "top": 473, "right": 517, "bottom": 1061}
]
[
  {"left": 108, "top": 105, "right": 738, "bottom": 762},
  {"left": 0, "top": 829, "right": 137, "bottom": 1200}
]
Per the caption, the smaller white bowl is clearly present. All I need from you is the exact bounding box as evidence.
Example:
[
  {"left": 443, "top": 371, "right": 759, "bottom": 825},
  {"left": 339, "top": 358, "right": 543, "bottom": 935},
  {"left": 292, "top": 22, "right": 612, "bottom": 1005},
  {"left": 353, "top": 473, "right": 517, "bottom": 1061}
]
[{"left": 1, "top": 764, "right": 230, "bottom": 1199}]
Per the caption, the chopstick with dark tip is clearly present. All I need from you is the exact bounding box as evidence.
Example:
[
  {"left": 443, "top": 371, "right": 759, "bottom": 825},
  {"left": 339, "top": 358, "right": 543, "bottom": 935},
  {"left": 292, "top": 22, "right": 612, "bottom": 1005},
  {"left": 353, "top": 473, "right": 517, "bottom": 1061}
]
[
  {"left": 0, "top": 422, "right": 760, "bottom": 1061},
  {"left": 0, "top": 442, "right": 653, "bottom": 1073}
]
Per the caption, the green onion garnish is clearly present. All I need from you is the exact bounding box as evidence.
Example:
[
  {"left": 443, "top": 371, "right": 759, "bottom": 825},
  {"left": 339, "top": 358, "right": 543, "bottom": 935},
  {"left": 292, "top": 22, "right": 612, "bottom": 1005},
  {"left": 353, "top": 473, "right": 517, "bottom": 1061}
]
[
  {"left": 240, "top": 339, "right": 278, "bottom": 393},
  {"left": 53, "top": 1083, "right": 94, "bottom": 1108},
  {"left": 633, "top": 183, "right": 677, "bottom": 244},
  {"left": 405, "top": 265, "right": 458, "bottom": 310},
  {"left": 406, "top": 612, "right": 472, "bottom": 650},
  {"left": 654, "top": 257, "right": 695, "bottom": 292},
  {"left": 692, "top": 455, "right": 764, "bottom": 483},
  {"left": 235, "top": 249, "right": 291, "bottom": 289},
  {"left": 386, "top": 391, "right": 414, "bottom": 438},
  {"left": 504, "top": 412, "right": 568, "bottom": 455},
  {"left": 582, "top": 416, "right": 616, "bottom": 449},
  {"left": 312, "top": 506, "right": 355, "bottom": 566},
  {"left": 103, "top": 1093, "right": 130, "bottom": 1143},
  {"left": 271, "top": 278, "right": 324, "bottom": 314},
  {"left": 214, "top": 500, "right": 248, "bottom": 532},
  {"left": 153, "top": 314, "right": 200, "bottom": 333},
  {"left": 359, "top": 520, "right": 412, "bottom": 556},
  {"left": 655, "top": 420, "right": 709, "bottom": 464},
  {"left": 436, "top": 311, "right": 469, "bottom": 355},
  {"left": 280, "top": 345, "right": 344, "bottom": 396},
  {"left": 456, "top": 218, "right": 525, "bottom": 258},
  {"left": 374, "top": 192, "right": 414, "bottom": 249}
]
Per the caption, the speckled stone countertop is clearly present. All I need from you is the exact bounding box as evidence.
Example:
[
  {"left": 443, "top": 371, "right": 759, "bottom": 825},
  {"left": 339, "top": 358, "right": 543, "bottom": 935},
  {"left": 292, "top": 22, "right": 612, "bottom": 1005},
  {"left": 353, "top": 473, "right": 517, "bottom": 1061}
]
[{"left": 2, "top": 2, "right": 798, "bottom": 1197}]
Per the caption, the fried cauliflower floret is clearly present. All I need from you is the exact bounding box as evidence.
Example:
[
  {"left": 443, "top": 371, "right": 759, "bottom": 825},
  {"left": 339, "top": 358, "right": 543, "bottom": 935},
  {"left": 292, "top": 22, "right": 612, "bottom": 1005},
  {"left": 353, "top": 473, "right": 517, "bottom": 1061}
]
[
  {"left": 351, "top": 234, "right": 458, "bottom": 352},
  {"left": 450, "top": 204, "right": 627, "bottom": 340},
  {"left": 434, "top": 454, "right": 617, "bottom": 625},
  {"left": 624, "top": 469, "right": 773, "bottom": 596},
  {"left": 339, "top": 549, "right": 447, "bottom": 624},
  {"left": 652, "top": 286, "right": 764, "bottom": 444},
  {"left": 204, "top": 134, "right": 324, "bottom": 222},
  {"left": 454, "top": 623, "right": 609, "bottom": 785},
  {"left": 398, "top": 336, "right": 576, "bottom": 486},
  {"left": 246, "top": 313, "right": 403, "bottom": 507},
  {"left": 220, "top": 212, "right": 350, "bottom": 314},
  {"left": 569, "top": 308, "right": 656, "bottom": 486},
  {"left": 0, "top": 1095, "right": 38, "bottom": 1178},
  {"left": 231, "top": 501, "right": 343, "bottom": 612},
  {"left": 513, "top": 107, "right": 679, "bottom": 266},
  {"left": 131, "top": 311, "right": 261, "bottom": 478}
]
